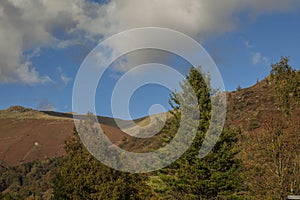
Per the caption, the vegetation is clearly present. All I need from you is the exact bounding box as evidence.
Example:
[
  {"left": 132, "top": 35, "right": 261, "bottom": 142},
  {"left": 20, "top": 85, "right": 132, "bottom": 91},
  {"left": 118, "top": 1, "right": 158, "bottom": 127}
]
[
  {"left": 52, "top": 128, "right": 153, "bottom": 200},
  {"left": 241, "top": 57, "right": 300, "bottom": 199},
  {"left": 0, "top": 58, "right": 299, "bottom": 199},
  {"left": 0, "top": 158, "right": 62, "bottom": 200},
  {"left": 270, "top": 57, "right": 300, "bottom": 116},
  {"left": 153, "top": 67, "right": 244, "bottom": 199}
]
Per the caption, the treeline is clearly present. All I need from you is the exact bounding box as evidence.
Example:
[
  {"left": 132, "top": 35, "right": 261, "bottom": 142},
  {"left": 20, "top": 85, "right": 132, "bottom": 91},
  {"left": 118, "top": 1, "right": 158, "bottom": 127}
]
[
  {"left": 0, "top": 158, "right": 62, "bottom": 200},
  {"left": 0, "top": 57, "right": 299, "bottom": 199}
]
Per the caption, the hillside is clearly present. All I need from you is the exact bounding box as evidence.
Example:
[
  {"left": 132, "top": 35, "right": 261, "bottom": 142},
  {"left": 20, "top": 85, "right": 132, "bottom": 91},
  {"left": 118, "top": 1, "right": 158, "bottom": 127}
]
[
  {"left": 226, "top": 79, "right": 300, "bottom": 134},
  {"left": 0, "top": 72, "right": 299, "bottom": 199},
  {"left": 1, "top": 79, "right": 299, "bottom": 168},
  {"left": 0, "top": 106, "right": 138, "bottom": 166}
]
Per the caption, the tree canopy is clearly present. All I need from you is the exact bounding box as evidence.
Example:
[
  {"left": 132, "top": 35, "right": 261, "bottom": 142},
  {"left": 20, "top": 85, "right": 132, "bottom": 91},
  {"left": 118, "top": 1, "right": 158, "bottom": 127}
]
[
  {"left": 154, "top": 67, "right": 244, "bottom": 199},
  {"left": 52, "top": 128, "right": 152, "bottom": 200}
]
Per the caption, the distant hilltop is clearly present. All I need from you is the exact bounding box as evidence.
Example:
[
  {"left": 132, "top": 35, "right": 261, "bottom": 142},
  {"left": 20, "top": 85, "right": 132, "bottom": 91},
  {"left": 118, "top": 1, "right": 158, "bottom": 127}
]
[{"left": 7, "top": 105, "right": 33, "bottom": 113}]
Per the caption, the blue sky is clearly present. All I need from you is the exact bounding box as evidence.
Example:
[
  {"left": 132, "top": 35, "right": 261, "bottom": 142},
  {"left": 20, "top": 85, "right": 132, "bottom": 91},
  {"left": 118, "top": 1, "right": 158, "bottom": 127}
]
[{"left": 0, "top": 0, "right": 300, "bottom": 119}]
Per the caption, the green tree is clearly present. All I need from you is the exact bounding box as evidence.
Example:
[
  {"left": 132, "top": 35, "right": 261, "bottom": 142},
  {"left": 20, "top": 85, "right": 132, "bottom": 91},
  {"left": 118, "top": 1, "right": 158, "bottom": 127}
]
[
  {"left": 52, "top": 127, "right": 152, "bottom": 200},
  {"left": 270, "top": 56, "right": 300, "bottom": 116},
  {"left": 155, "top": 67, "right": 244, "bottom": 199}
]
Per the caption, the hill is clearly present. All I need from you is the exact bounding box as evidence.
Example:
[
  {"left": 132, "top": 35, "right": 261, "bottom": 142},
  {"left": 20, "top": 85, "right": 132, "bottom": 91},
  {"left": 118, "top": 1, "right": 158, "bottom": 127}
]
[
  {"left": 1, "top": 78, "right": 299, "bottom": 167},
  {"left": 0, "top": 72, "right": 299, "bottom": 199},
  {"left": 0, "top": 106, "right": 137, "bottom": 166},
  {"left": 0, "top": 106, "right": 166, "bottom": 166},
  {"left": 226, "top": 78, "right": 300, "bottom": 135}
]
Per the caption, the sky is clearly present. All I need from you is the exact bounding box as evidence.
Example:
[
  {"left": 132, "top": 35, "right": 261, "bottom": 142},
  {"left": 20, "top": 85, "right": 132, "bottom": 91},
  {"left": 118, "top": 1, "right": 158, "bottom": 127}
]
[{"left": 0, "top": 0, "right": 300, "bottom": 119}]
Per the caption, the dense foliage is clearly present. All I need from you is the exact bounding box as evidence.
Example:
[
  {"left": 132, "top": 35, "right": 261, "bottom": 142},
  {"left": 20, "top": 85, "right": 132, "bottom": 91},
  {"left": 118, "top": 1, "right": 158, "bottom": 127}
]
[
  {"left": 52, "top": 128, "right": 153, "bottom": 200},
  {"left": 0, "top": 158, "right": 62, "bottom": 199},
  {"left": 153, "top": 67, "right": 244, "bottom": 199},
  {"left": 270, "top": 57, "right": 300, "bottom": 116}
]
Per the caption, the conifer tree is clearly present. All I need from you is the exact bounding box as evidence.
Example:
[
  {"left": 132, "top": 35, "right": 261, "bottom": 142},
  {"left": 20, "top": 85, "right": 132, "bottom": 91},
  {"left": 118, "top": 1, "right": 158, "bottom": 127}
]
[
  {"left": 270, "top": 57, "right": 300, "bottom": 116},
  {"left": 156, "top": 67, "right": 244, "bottom": 199},
  {"left": 52, "top": 127, "right": 152, "bottom": 200}
]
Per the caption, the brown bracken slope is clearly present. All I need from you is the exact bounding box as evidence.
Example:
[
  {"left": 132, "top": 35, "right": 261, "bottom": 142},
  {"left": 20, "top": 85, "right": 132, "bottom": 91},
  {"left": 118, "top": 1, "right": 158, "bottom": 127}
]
[
  {"left": 1, "top": 79, "right": 299, "bottom": 167},
  {"left": 225, "top": 79, "right": 300, "bottom": 133},
  {"left": 0, "top": 106, "right": 131, "bottom": 166}
]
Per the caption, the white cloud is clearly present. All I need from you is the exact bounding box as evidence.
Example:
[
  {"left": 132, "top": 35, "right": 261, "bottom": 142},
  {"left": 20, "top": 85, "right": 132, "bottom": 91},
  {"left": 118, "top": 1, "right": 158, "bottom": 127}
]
[
  {"left": 58, "top": 67, "right": 71, "bottom": 86},
  {"left": 16, "top": 62, "right": 52, "bottom": 84},
  {"left": 61, "top": 73, "right": 71, "bottom": 86},
  {"left": 95, "top": 0, "right": 300, "bottom": 38},
  {"left": 0, "top": 0, "right": 300, "bottom": 84},
  {"left": 244, "top": 41, "right": 254, "bottom": 48},
  {"left": 252, "top": 53, "right": 262, "bottom": 64},
  {"left": 0, "top": 0, "right": 90, "bottom": 84},
  {"left": 252, "top": 52, "right": 270, "bottom": 65}
]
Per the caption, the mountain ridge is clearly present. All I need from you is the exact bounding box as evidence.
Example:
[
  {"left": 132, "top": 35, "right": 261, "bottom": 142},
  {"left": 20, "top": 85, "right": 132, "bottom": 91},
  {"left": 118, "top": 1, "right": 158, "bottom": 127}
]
[{"left": 1, "top": 79, "right": 299, "bottom": 167}]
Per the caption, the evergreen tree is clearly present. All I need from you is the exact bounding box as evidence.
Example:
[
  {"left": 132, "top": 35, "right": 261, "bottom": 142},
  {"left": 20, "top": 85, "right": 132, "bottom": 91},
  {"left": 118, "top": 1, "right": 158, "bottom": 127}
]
[
  {"left": 156, "top": 67, "right": 244, "bottom": 199},
  {"left": 52, "top": 127, "right": 152, "bottom": 200},
  {"left": 270, "top": 57, "right": 300, "bottom": 116}
]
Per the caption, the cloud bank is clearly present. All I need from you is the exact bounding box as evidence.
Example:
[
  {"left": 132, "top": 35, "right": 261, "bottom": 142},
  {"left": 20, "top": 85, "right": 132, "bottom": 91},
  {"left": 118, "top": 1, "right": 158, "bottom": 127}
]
[{"left": 0, "top": 0, "right": 299, "bottom": 84}]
